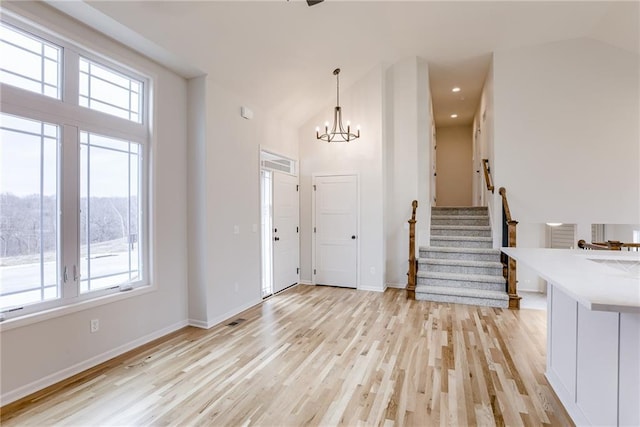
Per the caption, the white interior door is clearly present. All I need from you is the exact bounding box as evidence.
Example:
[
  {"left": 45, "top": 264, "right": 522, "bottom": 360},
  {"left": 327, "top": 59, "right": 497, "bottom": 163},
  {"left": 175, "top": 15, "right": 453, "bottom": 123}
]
[
  {"left": 314, "top": 175, "right": 357, "bottom": 288},
  {"left": 272, "top": 171, "right": 299, "bottom": 293}
]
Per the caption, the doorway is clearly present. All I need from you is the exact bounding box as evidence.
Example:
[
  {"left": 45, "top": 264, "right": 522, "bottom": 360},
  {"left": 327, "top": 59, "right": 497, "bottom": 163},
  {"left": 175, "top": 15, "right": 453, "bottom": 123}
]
[
  {"left": 260, "top": 151, "right": 299, "bottom": 298},
  {"left": 434, "top": 126, "right": 473, "bottom": 206},
  {"left": 312, "top": 174, "right": 358, "bottom": 288}
]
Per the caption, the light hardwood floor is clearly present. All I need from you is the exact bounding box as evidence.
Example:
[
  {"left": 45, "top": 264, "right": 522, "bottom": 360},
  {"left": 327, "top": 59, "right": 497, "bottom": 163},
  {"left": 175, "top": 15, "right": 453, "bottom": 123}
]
[{"left": 1, "top": 285, "right": 572, "bottom": 426}]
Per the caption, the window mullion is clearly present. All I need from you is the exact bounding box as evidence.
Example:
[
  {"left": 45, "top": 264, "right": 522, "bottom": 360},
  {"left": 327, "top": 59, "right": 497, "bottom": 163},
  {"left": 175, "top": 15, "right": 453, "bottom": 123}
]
[
  {"left": 40, "top": 121, "right": 45, "bottom": 301},
  {"left": 61, "top": 124, "right": 79, "bottom": 299},
  {"left": 63, "top": 48, "right": 79, "bottom": 105}
]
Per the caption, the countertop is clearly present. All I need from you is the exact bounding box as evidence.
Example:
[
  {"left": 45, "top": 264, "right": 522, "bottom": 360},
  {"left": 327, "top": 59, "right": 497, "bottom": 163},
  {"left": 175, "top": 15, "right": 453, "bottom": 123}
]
[{"left": 501, "top": 248, "right": 640, "bottom": 313}]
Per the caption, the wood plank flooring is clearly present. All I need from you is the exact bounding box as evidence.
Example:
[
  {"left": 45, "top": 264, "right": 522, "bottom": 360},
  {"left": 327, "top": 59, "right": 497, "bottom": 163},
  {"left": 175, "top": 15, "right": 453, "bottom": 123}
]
[{"left": 1, "top": 285, "right": 573, "bottom": 426}]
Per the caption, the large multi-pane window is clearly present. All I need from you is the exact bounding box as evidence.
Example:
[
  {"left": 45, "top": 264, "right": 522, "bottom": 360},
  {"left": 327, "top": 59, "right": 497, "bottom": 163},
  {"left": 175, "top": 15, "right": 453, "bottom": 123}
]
[
  {"left": 0, "top": 17, "right": 149, "bottom": 320},
  {"left": 79, "top": 132, "right": 141, "bottom": 293}
]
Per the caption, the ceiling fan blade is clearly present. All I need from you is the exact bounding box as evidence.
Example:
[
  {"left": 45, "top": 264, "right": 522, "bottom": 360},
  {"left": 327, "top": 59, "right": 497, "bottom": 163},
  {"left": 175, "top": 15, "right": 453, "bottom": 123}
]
[{"left": 307, "top": 0, "right": 324, "bottom": 6}]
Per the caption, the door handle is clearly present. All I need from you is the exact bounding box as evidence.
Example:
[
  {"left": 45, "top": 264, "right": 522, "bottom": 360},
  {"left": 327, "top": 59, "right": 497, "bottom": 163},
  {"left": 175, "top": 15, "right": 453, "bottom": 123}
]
[
  {"left": 274, "top": 237, "right": 280, "bottom": 241},
  {"left": 351, "top": 235, "right": 357, "bottom": 240}
]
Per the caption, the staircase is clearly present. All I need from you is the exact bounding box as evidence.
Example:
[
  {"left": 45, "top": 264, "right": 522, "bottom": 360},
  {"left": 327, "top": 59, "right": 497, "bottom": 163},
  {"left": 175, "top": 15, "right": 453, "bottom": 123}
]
[{"left": 415, "top": 206, "right": 509, "bottom": 308}]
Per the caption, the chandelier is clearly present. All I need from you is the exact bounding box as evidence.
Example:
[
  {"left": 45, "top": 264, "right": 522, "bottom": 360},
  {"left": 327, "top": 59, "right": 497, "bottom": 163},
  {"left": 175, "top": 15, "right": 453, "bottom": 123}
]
[{"left": 316, "top": 68, "right": 360, "bottom": 142}]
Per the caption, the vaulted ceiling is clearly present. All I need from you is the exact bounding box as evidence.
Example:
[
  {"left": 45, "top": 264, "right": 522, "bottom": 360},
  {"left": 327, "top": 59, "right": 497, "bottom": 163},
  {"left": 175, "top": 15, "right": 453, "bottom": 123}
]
[{"left": 48, "top": 1, "right": 639, "bottom": 128}]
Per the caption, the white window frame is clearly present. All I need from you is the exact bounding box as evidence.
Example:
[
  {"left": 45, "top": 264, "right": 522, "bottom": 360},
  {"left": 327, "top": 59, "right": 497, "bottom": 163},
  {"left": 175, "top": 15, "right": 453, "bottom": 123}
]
[{"left": 0, "top": 12, "right": 151, "bottom": 324}]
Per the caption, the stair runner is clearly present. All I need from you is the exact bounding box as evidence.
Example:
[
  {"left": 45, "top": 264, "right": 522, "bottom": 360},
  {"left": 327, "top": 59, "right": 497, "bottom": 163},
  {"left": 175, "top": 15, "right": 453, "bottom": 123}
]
[{"left": 416, "top": 206, "right": 509, "bottom": 308}]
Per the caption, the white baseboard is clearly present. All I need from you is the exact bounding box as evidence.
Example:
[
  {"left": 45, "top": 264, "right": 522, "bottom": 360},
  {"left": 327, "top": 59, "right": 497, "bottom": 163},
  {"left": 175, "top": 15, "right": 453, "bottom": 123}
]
[
  {"left": 386, "top": 283, "right": 406, "bottom": 289},
  {"left": 189, "top": 298, "right": 263, "bottom": 330},
  {"left": 1, "top": 319, "right": 188, "bottom": 406},
  {"left": 518, "top": 288, "right": 546, "bottom": 294},
  {"left": 298, "top": 280, "right": 313, "bottom": 285},
  {"left": 358, "top": 285, "right": 385, "bottom": 293},
  {"left": 187, "top": 318, "right": 209, "bottom": 329}
]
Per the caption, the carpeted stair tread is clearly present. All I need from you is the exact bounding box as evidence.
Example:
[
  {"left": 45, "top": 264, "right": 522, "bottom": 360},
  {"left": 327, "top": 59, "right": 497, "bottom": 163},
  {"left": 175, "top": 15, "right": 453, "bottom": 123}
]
[
  {"left": 432, "top": 206, "right": 488, "bottom": 210},
  {"left": 431, "top": 225, "right": 491, "bottom": 231},
  {"left": 415, "top": 286, "right": 509, "bottom": 307},
  {"left": 418, "top": 258, "right": 503, "bottom": 269},
  {"left": 431, "top": 215, "right": 489, "bottom": 219},
  {"left": 431, "top": 236, "right": 492, "bottom": 242},
  {"left": 419, "top": 246, "right": 501, "bottom": 255},
  {"left": 418, "top": 270, "right": 506, "bottom": 284},
  {"left": 416, "top": 285, "right": 508, "bottom": 299}
]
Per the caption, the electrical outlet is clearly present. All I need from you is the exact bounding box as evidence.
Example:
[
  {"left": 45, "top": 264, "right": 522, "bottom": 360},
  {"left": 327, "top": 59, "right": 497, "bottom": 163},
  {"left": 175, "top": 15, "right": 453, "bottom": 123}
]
[{"left": 90, "top": 319, "right": 99, "bottom": 333}]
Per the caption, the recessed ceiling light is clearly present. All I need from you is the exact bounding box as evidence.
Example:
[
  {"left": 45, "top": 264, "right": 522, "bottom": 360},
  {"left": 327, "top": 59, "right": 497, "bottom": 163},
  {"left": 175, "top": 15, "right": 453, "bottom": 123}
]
[
  {"left": 450, "top": 114, "right": 458, "bottom": 118},
  {"left": 452, "top": 87, "right": 461, "bottom": 93}
]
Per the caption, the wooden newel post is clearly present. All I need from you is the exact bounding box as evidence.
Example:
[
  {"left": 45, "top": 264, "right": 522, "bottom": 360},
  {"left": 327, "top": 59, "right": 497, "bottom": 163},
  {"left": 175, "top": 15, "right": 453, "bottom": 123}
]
[
  {"left": 507, "top": 220, "right": 521, "bottom": 309},
  {"left": 407, "top": 200, "right": 418, "bottom": 300},
  {"left": 499, "top": 187, "right": 521, "bottom": 310}
]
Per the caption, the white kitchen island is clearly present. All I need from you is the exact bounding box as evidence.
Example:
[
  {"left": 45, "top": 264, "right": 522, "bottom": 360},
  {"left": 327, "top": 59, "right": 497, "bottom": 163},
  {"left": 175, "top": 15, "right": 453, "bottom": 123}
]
[{"left": 502, "top": 248, "right": 640, "bottom": 426}]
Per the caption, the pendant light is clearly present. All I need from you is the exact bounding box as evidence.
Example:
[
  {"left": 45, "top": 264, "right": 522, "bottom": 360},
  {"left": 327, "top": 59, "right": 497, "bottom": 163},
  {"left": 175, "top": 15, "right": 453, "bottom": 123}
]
[{"left": 316, "top": 68, "right": 360, "bottom": 142}]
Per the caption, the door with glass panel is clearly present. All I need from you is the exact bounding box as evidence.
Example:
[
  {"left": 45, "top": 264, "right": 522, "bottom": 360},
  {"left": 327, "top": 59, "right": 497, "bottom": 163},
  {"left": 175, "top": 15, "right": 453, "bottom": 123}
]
[
  {"left": 260, "top": 151, "right": 299, "bottom": 297},
  {"left": 272, "top": 171, "right": 299, "bottom": 294}
]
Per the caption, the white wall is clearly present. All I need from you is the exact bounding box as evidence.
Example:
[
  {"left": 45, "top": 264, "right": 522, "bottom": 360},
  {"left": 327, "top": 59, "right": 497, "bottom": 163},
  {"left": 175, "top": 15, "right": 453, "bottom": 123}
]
[
  {"left": 0, "top": 2, "right": 189, "bottom": 403},
  {"left": 196, "top": 80, "right": 299, "bottom": 326},
  {"left": 186, "top": 76, "right": 208, "bottom": 325},
  {"left": 299, "top": 66, "right": 385, "bottom": 292},
  {"left": 492, "top": 38, "right": 640, "bottom": 226},
  {"left": 473, "top": 61, "right": 497, "bottom": 244},
  {"left": 435, "top": 126, "right": 473, "bottom": 206},
  {"left": 384, "top": 58, "right": 432, "bottom": 288}
]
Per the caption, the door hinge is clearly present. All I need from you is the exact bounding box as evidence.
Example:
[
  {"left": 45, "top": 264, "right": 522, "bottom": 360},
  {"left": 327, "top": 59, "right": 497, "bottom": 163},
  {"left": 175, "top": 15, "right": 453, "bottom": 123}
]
[
  {"left": 314, "top": 269, "right": 316, "bottom": 275},
  {"left": 296, "top": 184, "right": 299, "bottom": 191},
  {"left": 313, "top": 185, "right": 316, "bottom": 191},
  {"left": 297, "top": 267, "right": 300, "bottom": 274},
  {"left": 296, "top": 226, "right": 299, "bottom": 233},
  {"left": 314, "top": 227, "right": 316, "bottom": 233}
]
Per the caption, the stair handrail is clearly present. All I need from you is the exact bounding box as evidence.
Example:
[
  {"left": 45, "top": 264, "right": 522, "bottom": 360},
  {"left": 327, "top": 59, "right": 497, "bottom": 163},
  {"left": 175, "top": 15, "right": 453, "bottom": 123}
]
[
  {"left": 498, "top": 187, "right": 521, "bottom": 309},
  {"left": 578, "top": 239, "right": 640, "bottom": 251},
  {"left": 406, "top": 200, "right": 418, "bottom": 300},
  {"left": 482, "top": 159, "right": 495, "bottom": 194}
]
